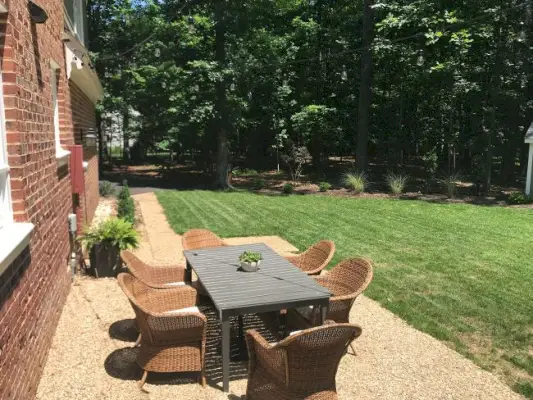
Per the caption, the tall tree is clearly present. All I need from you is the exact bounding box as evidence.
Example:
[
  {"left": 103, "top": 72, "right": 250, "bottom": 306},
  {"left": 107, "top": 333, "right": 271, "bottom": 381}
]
[
  {"left": 214, "top": 0, "right": 229, "bottom": 188},
  {"left": 355, "top": 0, "right": 374, "bottom": 171}
]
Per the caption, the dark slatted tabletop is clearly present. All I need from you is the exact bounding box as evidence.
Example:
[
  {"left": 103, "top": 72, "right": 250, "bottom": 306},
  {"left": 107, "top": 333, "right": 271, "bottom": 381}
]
[{"left": 184, "top": 243, "right": 331, "bottom": 316}]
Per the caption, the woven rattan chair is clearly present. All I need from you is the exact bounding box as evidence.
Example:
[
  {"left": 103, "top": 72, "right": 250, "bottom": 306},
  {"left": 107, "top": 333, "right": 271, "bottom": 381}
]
[
  {"left": 288, "top": 258, "right": 373, "bottom": 355},
  {"left": 285, "top": 240, "right": 335, "bottom": 275},
  {"left": 245, "top": 322, "right": 362, "bottom": 400},
  {"left": 117, "top": 273, "right": 207, "bottom": 389},
  {"left": 121, "top": 250, "right": 188, "bottom": 289},
  {"left": 182, "top": 229, "right": 226, "bottom": 251}
]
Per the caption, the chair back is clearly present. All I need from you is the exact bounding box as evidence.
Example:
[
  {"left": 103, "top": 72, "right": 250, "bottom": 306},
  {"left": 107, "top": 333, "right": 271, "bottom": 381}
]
[
  {"left": 117, "top": 273, "right": 156, "bottom": 340},
  {"left": 120, "top": 250, "right": 148, "bottom": 281},
  {"left": 328, "top": 258, "right": 373, "bottom": 298},
  {"left": 278, "top": 323, "right": 362, "bottom": 394},
  {"left": 182, "top": 229, "right": 225, "bottom": 251},
  {"left": 301, "top": 240, "right": 335, "bottom": 272}
]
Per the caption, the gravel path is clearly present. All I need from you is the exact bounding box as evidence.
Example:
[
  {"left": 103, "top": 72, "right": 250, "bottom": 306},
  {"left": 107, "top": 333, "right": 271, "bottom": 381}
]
[{"left": 36, "top": 194, "right": 523, "bottom": 400}]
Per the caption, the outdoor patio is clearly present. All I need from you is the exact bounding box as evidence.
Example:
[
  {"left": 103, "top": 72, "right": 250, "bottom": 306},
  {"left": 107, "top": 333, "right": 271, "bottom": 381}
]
[{"left": 35, "top": 193, "right": 523, "bottom": 399}]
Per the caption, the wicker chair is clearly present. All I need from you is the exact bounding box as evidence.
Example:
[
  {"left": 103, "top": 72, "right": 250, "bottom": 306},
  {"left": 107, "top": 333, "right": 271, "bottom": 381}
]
[
  {"left": 121, "top": 250, "right": 188, "bottom": 289},
  {"left": 288, "top": 258, "right": 373, "bottom": 354},
  {"left": 182, "top": 229, "right": 226, "bottom": 251},
  {"left": 245, "top": 322, "right": 362, "bottom": 400},
  {"left": 117, "top": 273, "right": 207, "bottom": 389},
  {"left": 285, "top": 240, "right": 335, "bottom": 275}
]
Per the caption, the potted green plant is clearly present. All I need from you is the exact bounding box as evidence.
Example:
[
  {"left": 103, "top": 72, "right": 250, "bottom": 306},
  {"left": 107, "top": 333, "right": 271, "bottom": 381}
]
[
  {"left": 79, "top": 218, "right": 139, "bottom": 278},
  {"left": 239, "top": 251, "right": 263, "bottom": 272}
]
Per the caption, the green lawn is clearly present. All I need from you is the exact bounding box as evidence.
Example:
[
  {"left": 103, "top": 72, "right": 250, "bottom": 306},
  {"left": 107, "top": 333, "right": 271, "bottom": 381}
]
[{"left": 156, "top": 190, "right": 533, "bottom": 397}]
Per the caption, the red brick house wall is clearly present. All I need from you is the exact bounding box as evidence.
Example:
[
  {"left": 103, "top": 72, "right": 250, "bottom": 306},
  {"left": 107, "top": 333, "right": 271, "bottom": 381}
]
[
  {"left": 70, "top": 82, "right": 99, "bottom": 230},
  {"left": 0, "top": 0, "right": 99, "bottom": 398}
]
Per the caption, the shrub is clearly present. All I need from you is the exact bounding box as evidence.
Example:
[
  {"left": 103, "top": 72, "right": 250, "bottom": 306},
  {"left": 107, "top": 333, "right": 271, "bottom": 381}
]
[
  {"left": 318, "top": 181, "right": 332, "bottom": 192},
  {"left": 117, "top": 181, "right": 136, "bottom": 224},
  {"left": 507, "top": 192, "right": 533, "bottom": 205},
  {"left": 343, "top": 171, "right": 367, "bottom": 194},
  {"left": 99, "top": 181, "right": 115, "bottom": 197},
  {"left": 233, "top": 168, "right": 259, "bottom": 177},
  {"left": 385, "top": 173, "right": 409, "bottom": 195},
  {"left": 79, "top": 218, "right": 139, "bottom": 251},
  {"left": 281, "top": 145, "right": 310, "bottom": 182},
  {"left": 283, "top": 183, "right": 294, "bottom": 194},
  {"left": 252, "top": 178, "right": 266, "bottom": 190}
]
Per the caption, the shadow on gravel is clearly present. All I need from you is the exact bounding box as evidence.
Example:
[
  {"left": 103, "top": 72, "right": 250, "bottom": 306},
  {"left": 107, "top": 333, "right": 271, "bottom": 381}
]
[{"left": 108, "top": 319, "right": 138, "bottom": 343}]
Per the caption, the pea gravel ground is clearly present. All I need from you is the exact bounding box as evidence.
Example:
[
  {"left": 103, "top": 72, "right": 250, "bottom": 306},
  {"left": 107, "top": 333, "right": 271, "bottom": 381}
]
[{"left": 36, "top": 193, "right": 523, "bottom": 400}]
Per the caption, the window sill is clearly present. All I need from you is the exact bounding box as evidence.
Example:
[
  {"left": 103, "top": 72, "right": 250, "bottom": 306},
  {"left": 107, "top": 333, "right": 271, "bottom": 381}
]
[
  {"left": 56, "top": 149, "right": 71, "bottom": 166},
  {"left": 0, "top": 223, "right": 34, "bottom": 275}
]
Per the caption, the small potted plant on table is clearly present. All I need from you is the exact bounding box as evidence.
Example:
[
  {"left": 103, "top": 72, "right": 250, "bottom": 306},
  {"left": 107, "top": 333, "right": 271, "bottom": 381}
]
[
  {"left": 79, "top": 217, "right": 139, "bottom": 278},
  {"left": 239, "top": 251, "right": 263, "bottom": 272}
]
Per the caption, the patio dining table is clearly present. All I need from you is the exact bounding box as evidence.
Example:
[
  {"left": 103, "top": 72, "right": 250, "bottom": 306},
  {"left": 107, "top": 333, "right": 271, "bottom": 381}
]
[{"left": 183, "top": 243, "right": 331, "bottom": 392}]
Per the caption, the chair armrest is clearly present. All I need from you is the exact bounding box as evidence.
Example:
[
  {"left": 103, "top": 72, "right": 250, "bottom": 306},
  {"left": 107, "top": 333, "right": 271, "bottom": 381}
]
[
  {"left": 285, "top": 254, "right": 300, "bottom": 264},
  {"left": 246, "top": 330, "right": 287, "bottom": 385}
]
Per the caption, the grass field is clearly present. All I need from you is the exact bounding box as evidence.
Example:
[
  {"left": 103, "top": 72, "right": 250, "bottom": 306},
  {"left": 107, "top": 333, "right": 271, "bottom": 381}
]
[{"left": 156, "top": 190, "right": 533, "bottom": 397}]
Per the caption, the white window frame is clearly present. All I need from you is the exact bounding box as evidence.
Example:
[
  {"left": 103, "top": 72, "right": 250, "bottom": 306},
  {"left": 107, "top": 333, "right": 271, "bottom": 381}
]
[
  {"left": 0, "top": 67, "right": 34, "bottom": 274},
  {"left": 50, "top": 62, "right": 70, "bottom": 164},
  {"left": 0, "top": 69, "right": 12, "bottom": 230}
]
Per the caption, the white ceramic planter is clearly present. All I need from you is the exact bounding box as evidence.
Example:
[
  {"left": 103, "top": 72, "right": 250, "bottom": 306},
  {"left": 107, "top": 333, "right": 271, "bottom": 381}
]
[{"left": 240, "top": 260, "right": 261, "bottom": 272}]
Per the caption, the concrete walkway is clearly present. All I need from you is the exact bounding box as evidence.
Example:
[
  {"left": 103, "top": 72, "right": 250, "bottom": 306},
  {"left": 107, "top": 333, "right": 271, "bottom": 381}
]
[{"left": 36, "top": 193, "right": 523, "bottom": 400}]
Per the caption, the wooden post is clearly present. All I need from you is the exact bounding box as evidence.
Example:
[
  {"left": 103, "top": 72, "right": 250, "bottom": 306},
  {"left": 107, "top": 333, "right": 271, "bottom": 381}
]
[{"left": 526, "top": 143, "right": 533, "bottom": 195}]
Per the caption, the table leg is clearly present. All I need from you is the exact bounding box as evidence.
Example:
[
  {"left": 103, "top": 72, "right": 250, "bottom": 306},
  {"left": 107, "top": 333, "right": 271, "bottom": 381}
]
[
  {"left": 221, "top": 317, "right": 231, "bottom": 392},
  {"left": 185, "top": 260, "right": 192, "bottom": 283},
  {"left": 238, "top": 315, "right": 244, "bottom": 339},
  {"left": 320, "top": 303, "right": 329, "bottom": 325}
]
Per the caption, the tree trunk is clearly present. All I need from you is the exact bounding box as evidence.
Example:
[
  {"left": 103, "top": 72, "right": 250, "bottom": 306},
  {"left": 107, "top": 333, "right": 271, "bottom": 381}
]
[
  {"left": 122, "top": 107, "right": 130, "bottom": 162},
  {"left": 355, "top": 0, "right": 374, "bottom": 171},
  {"left": 214, "top": 0, "right": 229, "bottom": 189}
]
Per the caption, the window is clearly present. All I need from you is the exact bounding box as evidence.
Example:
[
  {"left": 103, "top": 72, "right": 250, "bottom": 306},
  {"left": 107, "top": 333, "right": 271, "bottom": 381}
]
[
  {"left": 51, "top": 64, "right": 69, "bottom": 162},
  {"left": 64, "top": 0, "right": 88, "bottom": 46},
  {"left": 0, "top": 68, "right": 12, "bottom": 230}
]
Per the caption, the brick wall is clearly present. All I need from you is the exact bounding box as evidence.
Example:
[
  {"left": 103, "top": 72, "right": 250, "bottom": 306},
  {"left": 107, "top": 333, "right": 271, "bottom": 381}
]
[
  {"left": 70, "top": 82, "right": 98, "bottom": 230},
  {"left": 0, "top": 0, "right": 84, "bottom": 398}
]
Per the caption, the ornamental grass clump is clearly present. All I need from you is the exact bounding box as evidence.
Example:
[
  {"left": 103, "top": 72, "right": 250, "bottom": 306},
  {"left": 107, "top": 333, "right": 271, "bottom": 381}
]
[
  {"left": 385, "top": 172, "right": 409, "bottom": 195},
  {"left": 343, "top": 171, "right": 367, "bottom": 194}
]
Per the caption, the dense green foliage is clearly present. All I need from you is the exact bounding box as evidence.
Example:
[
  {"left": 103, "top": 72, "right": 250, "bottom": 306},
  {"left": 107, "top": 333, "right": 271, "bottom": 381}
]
[
  {"left": 507, "top": 191, "right": 533, "bottom": 205},
  {"left": 89, "top": 0, "right": 533, "bottom": 189},
  {"left": 117, "top": 182, "right": 136, "bottom": 224},
  {"left": 283, "top": 182, "right": 294, "bottom": 194},
  {"left": 156, "top": 189, "right": 533, "bottom": 396},
  {"left": 318, "top": 181, "right": 331, "bottom": 192},
  {"left": 79, "top": 217, "right": 139, "bottom": 251},
  {"left": 239, "top": 251, "right": 263, "bottom": 263}
]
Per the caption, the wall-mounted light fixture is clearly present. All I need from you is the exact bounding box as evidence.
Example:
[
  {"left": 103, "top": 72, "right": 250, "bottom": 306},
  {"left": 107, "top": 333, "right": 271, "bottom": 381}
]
[
  {"left": 29, "top": 0, "right": 48, "bottom": 24},
  {"left": 83, "top": 128, "right": 97, "bottom": 151}
]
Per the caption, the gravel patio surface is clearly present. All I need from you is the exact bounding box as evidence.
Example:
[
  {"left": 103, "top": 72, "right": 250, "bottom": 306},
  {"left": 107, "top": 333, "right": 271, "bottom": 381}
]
[{"left": 36, "top": 194, "right": 524, "bottom": 400}]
